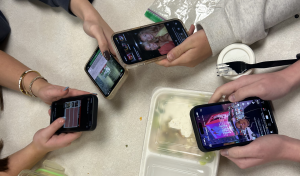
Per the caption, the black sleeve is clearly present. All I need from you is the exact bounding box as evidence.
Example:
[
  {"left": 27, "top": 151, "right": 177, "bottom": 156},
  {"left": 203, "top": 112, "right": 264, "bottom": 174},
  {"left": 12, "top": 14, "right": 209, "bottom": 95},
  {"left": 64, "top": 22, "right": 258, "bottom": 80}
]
[
  {"left": 38, "top": 0, "right": 94, "bottom": 16},
  {"left": 0, "top": 11, "right": 11, "bottom": 43}
]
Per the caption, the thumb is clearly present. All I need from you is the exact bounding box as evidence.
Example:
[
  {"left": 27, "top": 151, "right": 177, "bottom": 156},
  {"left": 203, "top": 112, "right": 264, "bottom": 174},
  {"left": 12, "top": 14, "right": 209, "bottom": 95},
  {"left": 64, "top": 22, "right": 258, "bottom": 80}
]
[
  {"left": 221, "top": 145, "right": 254, "bottom": 159},
  {"left": 167, "top": 38, "right": 193, "bottom": 62},
  {"left": 49, "top": 86, "right": 69, "bottom": 102},
  {"left": 43, "top": 118, "right": 65, "bottom": 139}
]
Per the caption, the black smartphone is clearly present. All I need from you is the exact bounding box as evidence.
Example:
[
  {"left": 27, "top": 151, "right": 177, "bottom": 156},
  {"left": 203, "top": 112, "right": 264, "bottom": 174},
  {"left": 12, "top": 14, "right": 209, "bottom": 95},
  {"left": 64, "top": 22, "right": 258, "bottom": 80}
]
[
  {"left": 50, "top": 94, "right": 98, "bottom": 133},
  {"left": 190, "top": 97, "right": 278, "bottom": 152},
  {"left": 85, "top": 48, "right": 128, "bottom": 99},
  {"left": 112, "top": 19, "right": 188, "bottom": 67}
]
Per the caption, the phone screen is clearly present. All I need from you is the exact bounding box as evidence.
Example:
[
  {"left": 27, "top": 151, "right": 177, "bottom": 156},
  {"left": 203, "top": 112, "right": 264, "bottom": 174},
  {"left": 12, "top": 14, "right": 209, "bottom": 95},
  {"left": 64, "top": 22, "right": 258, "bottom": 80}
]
[
  {"left": 86, "top": 48, "right": 125, "bottom": 97},
  {"left": 113, "top": 20, "right": 188, "bottom": 64},
  {"left": 51, "top": 95, "right": 97, "bottom": 132},
  {"left": 192, "top": 98, "right": 277, "bottom": 150}
]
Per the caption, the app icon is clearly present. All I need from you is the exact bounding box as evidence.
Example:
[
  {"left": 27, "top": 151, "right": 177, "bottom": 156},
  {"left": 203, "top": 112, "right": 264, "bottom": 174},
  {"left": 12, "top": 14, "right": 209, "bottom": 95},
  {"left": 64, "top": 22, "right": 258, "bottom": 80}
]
[
  {"left": 270, "top": 131, "right": 273, "bottom": 133},
  {"left": 122, "top": 43, "right": 129, "bottom": 51},
  {"left": 265, "top": 115, "right": 269, "bottom": 119},
  {"left": 119, "top": 35, "right": 125, "bottom": 41},
  {"left": 126, "top": 53, "right": 134, "bottom": 60},
  {"left": 138, "top": 56, "right": 142, "bottom": 61}
]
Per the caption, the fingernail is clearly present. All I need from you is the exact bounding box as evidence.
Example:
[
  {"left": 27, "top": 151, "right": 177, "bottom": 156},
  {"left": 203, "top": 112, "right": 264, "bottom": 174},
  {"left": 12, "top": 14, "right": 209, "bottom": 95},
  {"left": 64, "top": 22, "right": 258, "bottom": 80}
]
[
  {"left": 59, "top": 118, "right": 65, "bottom": 123},
  {"left": 221, "top": 149, "right": 229, "bottom": 156},
  {"left": 229, "top": 94, "right": 235, "bottom": 102},
  {"left": 92, "top": 93, "right": 98, "bottom": 95},
  {"left": 103, "top": 50, "right": 111, "bottom": 61},
  {"left": 167, "top": 53, "right": 174, "bottom": 62},
  {"left": 64, "top": 87, "right": 69, "bottom": 91}
]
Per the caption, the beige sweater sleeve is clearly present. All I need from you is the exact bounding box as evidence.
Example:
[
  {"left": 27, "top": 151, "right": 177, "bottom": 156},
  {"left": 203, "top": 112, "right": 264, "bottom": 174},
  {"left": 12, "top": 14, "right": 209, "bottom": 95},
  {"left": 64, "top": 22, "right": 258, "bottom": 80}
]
[{"left": 197, "top": 0, "right": 300, "bottom": 56}]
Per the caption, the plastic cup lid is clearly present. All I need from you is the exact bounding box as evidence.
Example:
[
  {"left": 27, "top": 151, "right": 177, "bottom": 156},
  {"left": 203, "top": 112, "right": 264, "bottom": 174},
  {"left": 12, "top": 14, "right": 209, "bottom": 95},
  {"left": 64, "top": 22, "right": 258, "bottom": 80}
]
[{"left": 217, "top": 43, "right": 256, "bottom": 80}]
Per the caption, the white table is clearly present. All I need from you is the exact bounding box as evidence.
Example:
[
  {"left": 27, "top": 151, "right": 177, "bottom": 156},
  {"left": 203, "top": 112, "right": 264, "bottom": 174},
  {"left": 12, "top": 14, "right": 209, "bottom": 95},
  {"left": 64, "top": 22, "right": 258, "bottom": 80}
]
[{"left": 1, "top": 0, "right": 300, "bottom": 175}]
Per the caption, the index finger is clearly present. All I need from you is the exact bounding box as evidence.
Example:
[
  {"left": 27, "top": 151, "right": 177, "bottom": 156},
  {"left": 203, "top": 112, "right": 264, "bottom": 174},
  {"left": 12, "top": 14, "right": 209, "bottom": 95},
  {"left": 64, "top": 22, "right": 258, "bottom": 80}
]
[
  {"left": 62, "top": 89, "right": 91, "bottom": 98},
  {"left": 208, "top": 75, "right": 262, "bottom": 103}
]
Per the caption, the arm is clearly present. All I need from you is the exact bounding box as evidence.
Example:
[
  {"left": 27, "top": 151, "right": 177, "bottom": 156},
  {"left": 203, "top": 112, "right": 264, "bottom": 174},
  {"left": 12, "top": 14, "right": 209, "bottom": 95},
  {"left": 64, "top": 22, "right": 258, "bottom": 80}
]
[
  {"left": 220, "top": 135, "right": 300, "bottom": 169},
  {"left": 157, "top": 0, "right": 300, "bottom": 67},
  {"left": 0, "top": 118, "right": 81, "bottom": 176},
  {"left": 38, "top": 0, "right": 115, "bottom": 59},
  {"left": 0, "top": 51, "right": 90, "bottom": 105},
  {"left": 199, "top": 0, "right": 300, "bottom": 56},
  {"left": 209, "top": 59, "right": 300, "bottom": 103}
]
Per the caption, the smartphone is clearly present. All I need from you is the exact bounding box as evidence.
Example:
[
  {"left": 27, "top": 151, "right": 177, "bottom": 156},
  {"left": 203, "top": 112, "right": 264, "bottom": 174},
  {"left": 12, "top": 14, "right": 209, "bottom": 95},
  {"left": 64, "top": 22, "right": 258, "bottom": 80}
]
[
  {"left": 112, "top": 19, "right": 188, "bottom": 68},
  {"left": 85, "top": 47, "right": 128, "bottom": 99},
  {"left": 190, "top": 98, "right": 278, "bottom": 152},
  {"left": 50, "top": 94, "right": 98, "bottom": 133}
]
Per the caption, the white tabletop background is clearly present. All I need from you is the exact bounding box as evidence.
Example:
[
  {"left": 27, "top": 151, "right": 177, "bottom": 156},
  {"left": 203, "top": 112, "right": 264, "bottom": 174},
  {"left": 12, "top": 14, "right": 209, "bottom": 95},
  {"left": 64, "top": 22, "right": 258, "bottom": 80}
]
[{"left": 0, "top": 0, "right": 300, "bottom": 175}]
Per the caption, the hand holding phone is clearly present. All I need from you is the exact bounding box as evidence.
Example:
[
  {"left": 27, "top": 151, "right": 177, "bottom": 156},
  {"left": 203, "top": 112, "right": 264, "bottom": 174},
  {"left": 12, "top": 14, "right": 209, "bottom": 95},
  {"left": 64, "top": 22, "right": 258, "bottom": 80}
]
[
  {"left": 156, "top": 28, "right": 212, "bottom": 67},
  {"left": 112, "top": 19, "right": 189, "bottom": 68},
  {"left": 50, "top": 94, "right": 98, "bottom": 133},
  {"left": 190, "top": 97, "right": 278, "bottom": 152},
  {"left": 85, "top": 48, "right": 128, "bottom": 99},
  {"left": 33, "top": 118, "right": 82, "bottom": 153},
  {"left": 220, "top": 134, "right": 292, "bottom": 169}
]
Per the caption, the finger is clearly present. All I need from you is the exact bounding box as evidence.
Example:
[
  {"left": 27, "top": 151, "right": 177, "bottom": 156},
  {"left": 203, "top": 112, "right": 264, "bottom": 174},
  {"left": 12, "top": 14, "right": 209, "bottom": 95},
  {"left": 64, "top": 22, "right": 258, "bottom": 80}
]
[
  {"left": 188, "top": 24, "right": 195, "bottom": 35},
  {"left": 227, "top": 81, "right": 267, "bottom": 102},
  {"left": 164, "top": 49, "right": 199, "bottom": 67},
  {"left": 56, "top": 132, "right": 82, "bottom": 146},
  {"left": 48, "top": 109, "right": 51, "bottom": 116},
  {"left": 95, "top": 30, "right": 111, "bottom": 61},
  {"left": 63, "top": 89, "right": 91, "bottom": 98},
  {"left": 208, "top": 75, "right": 263, "bottom": 103},
  {"left": 220, "top": 145, "right": 256, "bottom": 159},
  {"left": 48, "top": 86, "right": 69, "bottom": 103},
  {"left": 167, "top": 37, "right": 194, "bottom": 62},
  {"left": 43, "top": 118, "right": 65, "bottom": 139}
]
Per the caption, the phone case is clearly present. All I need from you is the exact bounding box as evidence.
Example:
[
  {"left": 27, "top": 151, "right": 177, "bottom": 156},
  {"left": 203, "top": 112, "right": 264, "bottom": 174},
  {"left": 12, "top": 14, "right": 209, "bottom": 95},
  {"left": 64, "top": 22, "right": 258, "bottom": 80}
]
[
  {"left": 50, "top": 94, "right": 98, "bottom": 134},
  {"left": 84, "top": 47, "right": 129, "bottom": 100},
  {"left": 190, "top": 99, "right": 278, "bottom": 152},
  {"left": 111, "top": 18, "right": 188, "bottom": 69}
]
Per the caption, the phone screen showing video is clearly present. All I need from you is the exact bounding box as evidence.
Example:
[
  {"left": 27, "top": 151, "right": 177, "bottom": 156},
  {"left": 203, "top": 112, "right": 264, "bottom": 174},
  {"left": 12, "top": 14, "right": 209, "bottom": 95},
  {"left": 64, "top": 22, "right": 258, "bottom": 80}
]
[
  {"left": 113, "top": 20, "right": 188, "bottom": 64},
  {"left": 193, "top": 99, "right": 277, "bottom": 150},
  {"left": 86, "top": 48, "right": 125, "bottom": 97},
  {"left": 52, "top": 96, "right": 94, "bottom": 131}
]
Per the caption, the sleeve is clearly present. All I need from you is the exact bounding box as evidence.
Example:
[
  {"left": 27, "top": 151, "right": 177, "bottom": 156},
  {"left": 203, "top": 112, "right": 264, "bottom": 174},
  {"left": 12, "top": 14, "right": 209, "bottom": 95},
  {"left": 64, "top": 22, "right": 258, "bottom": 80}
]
[
  {"left": 0, "top": 11, "right": 11, "bottom": 43},
  {"left": 197, "top": 0, "right": 300, "bottom": 56},
  {"left": 38, "top": 0, "right": 94, "bottom": 16}
]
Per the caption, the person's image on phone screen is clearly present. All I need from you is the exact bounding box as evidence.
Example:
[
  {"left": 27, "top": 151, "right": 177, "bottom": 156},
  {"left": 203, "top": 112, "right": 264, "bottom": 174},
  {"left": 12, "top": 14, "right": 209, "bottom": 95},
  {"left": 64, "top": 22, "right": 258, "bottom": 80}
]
[
  {"left": 113, "top": 20, "right": 188, "bottom": 64},
  {"left": 87, "top": 50, "right": 124, "bottom": 96},
  {"left": 194, "top": 99, "right": 275, "bottom": 149},
  {"left": 63, "top": 100, "right": 81, "bottom": 128}
]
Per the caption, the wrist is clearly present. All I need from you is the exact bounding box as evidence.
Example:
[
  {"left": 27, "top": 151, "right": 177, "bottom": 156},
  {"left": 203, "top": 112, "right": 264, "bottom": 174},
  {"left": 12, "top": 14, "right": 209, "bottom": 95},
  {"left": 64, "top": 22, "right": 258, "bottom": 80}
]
[
  {"left": 280, "top": 60, "right": 300, "bottom": 90},
  {"left": 281, "top": 135, "right": 300, "bottom": 162},
  {"left": 31, "top": 79, "right": 51, "bottom": 98},
  {"left": 28, "top": 142, "right": 48, "bottom": 156}
]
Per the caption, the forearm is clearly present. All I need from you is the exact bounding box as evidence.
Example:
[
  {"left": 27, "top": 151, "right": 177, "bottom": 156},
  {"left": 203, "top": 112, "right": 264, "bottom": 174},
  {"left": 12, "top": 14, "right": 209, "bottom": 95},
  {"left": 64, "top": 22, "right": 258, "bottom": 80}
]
[
  {"left": 280, "top": 60, "right": 300, "bottom": 91},
  {"left": 70, "top": 0, "right": 102, "bottom": 22},
  {"left": 0, "top": 143, "right": 47, "bottom": 176},
  {"left": 0, "top": 51, "right": 50, "bottom": 96}
]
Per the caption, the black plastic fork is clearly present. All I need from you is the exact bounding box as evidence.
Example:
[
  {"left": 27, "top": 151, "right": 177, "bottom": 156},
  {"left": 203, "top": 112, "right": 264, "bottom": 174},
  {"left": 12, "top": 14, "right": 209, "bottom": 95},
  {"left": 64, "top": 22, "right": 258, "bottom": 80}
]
[{"left": 217, "top": 53, "right": 300, "bottom": 76}]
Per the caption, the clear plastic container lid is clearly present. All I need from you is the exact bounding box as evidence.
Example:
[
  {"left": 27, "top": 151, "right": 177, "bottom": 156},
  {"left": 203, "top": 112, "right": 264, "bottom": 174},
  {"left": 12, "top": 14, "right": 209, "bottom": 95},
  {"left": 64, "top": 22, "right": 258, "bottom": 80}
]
[{"left": 148, "top": 88, "right": 216, "bottom": 162}]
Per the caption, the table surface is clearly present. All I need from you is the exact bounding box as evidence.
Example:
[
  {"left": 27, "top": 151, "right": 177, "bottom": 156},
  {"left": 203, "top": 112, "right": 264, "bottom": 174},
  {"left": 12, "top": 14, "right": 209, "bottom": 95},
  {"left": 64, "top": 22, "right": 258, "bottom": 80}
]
[{"left": 1, "top": 0, "right": 300, "bottom": 176}]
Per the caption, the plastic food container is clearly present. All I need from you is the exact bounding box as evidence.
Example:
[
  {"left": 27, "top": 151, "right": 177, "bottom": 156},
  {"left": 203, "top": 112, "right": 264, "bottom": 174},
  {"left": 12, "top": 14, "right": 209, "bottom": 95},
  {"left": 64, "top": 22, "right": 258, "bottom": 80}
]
[
  {"left": 218, "top": 43, "right": 256, "bottom": 80},
  {"left": 139, "top": 87, "right": 220, "bottom": 176},
  {"left": 18, "top": 160, "right": 67, "bottom": 176}
]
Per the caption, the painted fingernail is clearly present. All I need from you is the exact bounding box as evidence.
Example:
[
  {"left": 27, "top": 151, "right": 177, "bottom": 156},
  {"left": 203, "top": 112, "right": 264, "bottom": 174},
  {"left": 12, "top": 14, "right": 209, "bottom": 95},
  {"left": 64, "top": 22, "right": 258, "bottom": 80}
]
[
  {"left": 229, "top": 94, "right": 235, "bottom": 102},
  {"left": 64, "top": 87, "right": 69, "bottom": 91},
  {"left": 92, "top": 93, "right": 98, "bottom": 95},
  {"left": 103, "top": 50, "right": 111, "bottom": 61},
  {"left": 167, "top": 53, "right": 174, "bottom": 62},
  {"left": 221, "top": 149, "right": 229, "bottom": 156}
]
